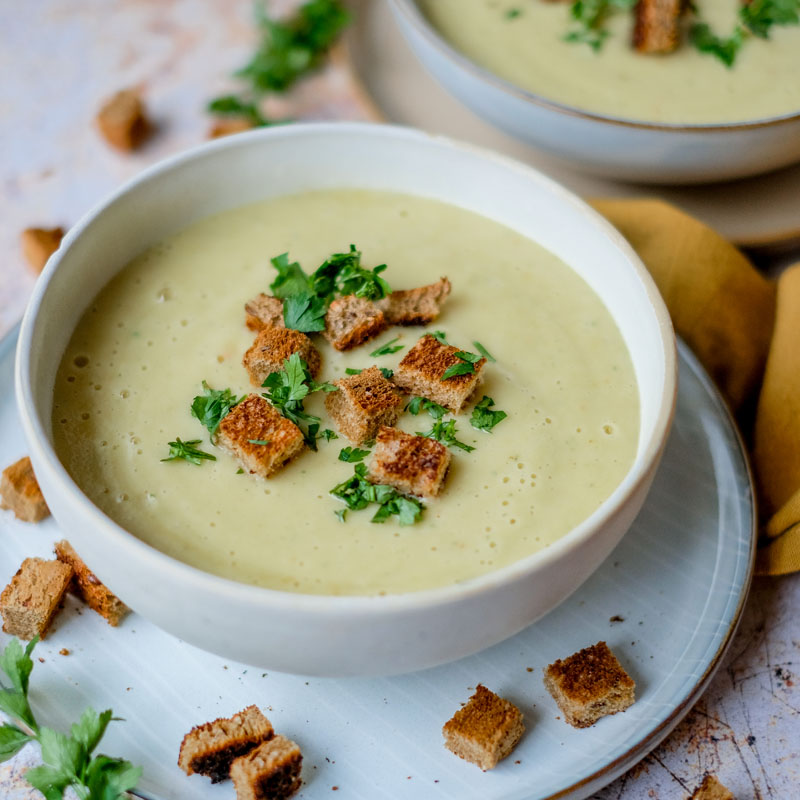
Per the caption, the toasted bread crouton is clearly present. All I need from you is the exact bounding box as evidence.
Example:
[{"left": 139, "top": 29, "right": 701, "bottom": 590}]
[
  {"left": 217, "top": 395, "right": 305, "bottom": 478},
  {"left": 245, "top": 294, "right": 286, "bottom": 332},
  {"left": 690, "top": 775, "right": 735, "bottom": 800},
  {"left": 96, "top": 89, "right": 151, "bottom": 151},
  {"left": 377, "top": 277, "right": 451, "bottom": 326},
  {"left": 243, "top": 328, "right": 321, "bottom": 387},
  {"left": 325, "top": 366, "right": 405, "bottom": 445},
  {"left": 230, "top": 734, "right": 303, "bottom": 800},
  {"left": 1, "top": 456, "right": 50, "bottom": 523},
  {"left": 1, "top": 557, "right": 73, "bottom": 640},
  {"left": 633, "top": 0, "right": 682, "bottom": 53},
  {"left": 544, "top": 641, "right": 635, "bottom": 728},
  {"left": 324, "top": 295, "right": 387, "bottom": 351},
  {"left": 209, "top": 117, "right": 255, "bottom": 139},
  {"left": 179, "top": 705, "right": 274, "bottom": 784},
  {"left": 54, "top": 540, "right": 128, "bottom": 627},
  {"left": 21, "top": 227, "right": 65, "bottom": 274},
  {"left": 443, "top": 684, "right": 524, "bottom": 771},
  {"left": 393, "top": 335, "right": 485, "bottom": 413},
  {"left": 368, "top": 426, "right": 450, "bottom": 498}
]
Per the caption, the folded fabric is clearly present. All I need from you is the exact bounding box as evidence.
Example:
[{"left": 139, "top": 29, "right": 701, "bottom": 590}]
[{"left": 592, "top": 198, "right": 798, "bottom": 576}]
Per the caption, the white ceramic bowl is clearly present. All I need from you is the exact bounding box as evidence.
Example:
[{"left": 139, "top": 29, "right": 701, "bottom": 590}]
[
  {"left": 16, "top": 123, "right": 676, "bottom": 676},
  {"left": 389, "top": 0, "right": 800, "bottom": 185}
]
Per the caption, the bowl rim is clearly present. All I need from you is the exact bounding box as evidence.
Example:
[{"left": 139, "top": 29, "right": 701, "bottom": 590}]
[
  {"left": 16, "top": 121, "right": 677, "bottom": 616},
  {"left": 389, "top": 0, "right": 800, "bottom": 132}
]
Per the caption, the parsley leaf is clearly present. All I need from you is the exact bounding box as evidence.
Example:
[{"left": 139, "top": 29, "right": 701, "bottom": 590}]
[
  {"left": 741, "top": 0, "right": 800, "bottom": 38},
  {"left": 339, "top": 446, "right": 370, "bottom": 463},
  {"left": 506, "top": 7, "right": 522, "bottom": 18},
  {"left": 207, "top": 95, "right": 270, "bottom": 127},
  {"left": 282, "top": 290, "right": 328, "bottom": 332},
  {"left": 441, "top": 349, "right": 483, "bottom": 381},
  {"left": 417, "top": 419, "right": 476, "bottom": 452},
  {"left": 369, "top": 337, "right": 403, "bottom": 357},
  {"left": 269, "top": 252, "right": 311, "bottom": 299},
  {"left": 335, "top": 508, "right": 347, "bottom": 522},
  {"left": 162, "top": 439, "right": 216, "bottom": 465},
  {"left": 430, "top": 330, "right": 450, "bottom": 345},
  {"left": 191, "top": 381, "right": 244, "bottom": 438},
  {"left": 248, "top": 439, "right": 270, "bottom": 445},
  {"left": 473, "top": 341, "right": 496, "bottom": 363},
  {"left": 470, "top": 396, "right": 508, "bottom": 432},
  {"left": 322, "top": 428, "right": 338, "bottom": 441},
  {"left": 689, "top": 22, "right": 743, "bottom": 66},
  {"left": 0, "top": 725, "right": 31, "bottom": 760},
  {"left": 345, "top": 367, "right": 394, "bottom": 379},
  {"left": 405, "top": 396, "right": 448, "bottom": 419},
  {"left": 313, "top": 245, "right": 391, "bottom": 301},
  {"left": 330, "top": 463, "right": 424, "bottom": 525},
  {"left": 564, "top": 0, "right": 636, "bottom": 51}
]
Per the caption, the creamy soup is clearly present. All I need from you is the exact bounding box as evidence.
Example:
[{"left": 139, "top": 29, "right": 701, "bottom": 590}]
[
  {"left": 52, "top": 190, "right": 638, "bottom": 596},
  {"left": 419, "top": 0, "right": 800, "bottom": 124}
]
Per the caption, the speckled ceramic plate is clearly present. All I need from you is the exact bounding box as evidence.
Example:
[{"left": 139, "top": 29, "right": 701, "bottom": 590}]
[{"left": 0, "top": 321, "right": 754, "bottom": 800}]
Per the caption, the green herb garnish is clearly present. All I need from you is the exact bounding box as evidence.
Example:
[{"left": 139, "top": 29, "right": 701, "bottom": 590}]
[
  {"left": 506, "top": 7, "right": 522, "bottom": 19},
  {"left": 405, "top": 396, "right": 448, "bottom": 419},
  {"left": 330, "top": 463, "right": 424, "bottom": 525},
  {"left": 191, "top": 381, "right": 244, "bottom": 438},
  {"left": 338, "top": 446, "right": 370, "bottom": 463},
  {"left": 369, "top": 337, "right": 403, "bottom": 357},
  {"left": 472, "top": 341, "right": 496, "bottom": 363},
  {"left": 0, "top": 638, "right": 142, "bottom": 799},
  {"left": 269, "top": 252, "right": 311, "bottom": 299},
  {"left": 417, "top": 419, "right": 475, "bottom": 453},
  {"left": 282, "top": 290, "right": 328, "bottom": 332},
  {"left": 162, "top": 438, "right": 217, "bottom": 465},
  {"left": 315, "top": 245, "right": 391, "bottom": 301},
  {"left": 470, "top": 396, "right": 508, "bottom": 432},
  {"left": 441, "top": 350, "right": 482, "bottom": 381},
  {"left": 430, "top": 330, "right": 450, "bottom": 346},
  {"left": 322, "top": 428, "right": 339, "bottom": 441},
  {"left": 563, "top": 0, "right": 636, "bottom": 51},
  {"left": 345, "top": 367, "right": 394, "bottom": 379},
  {"left": 248, "top": 439, "right": 270, "bottom": 445},
  {"left": 335, "top": 508, "right": 347, "bottom": 522},
  {"left": 207, "top": 95, "right": 270, "bottom": 127}
]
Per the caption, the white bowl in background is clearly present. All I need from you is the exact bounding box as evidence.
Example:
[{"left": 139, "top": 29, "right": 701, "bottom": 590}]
[{"left": 16, "top": 123, "right": 676, "bottom": 676}]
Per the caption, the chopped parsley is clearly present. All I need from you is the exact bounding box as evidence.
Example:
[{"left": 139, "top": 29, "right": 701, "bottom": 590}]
[
  {"left": 345, "top": 367, "right": 394, "bottom": 379},
  {"left": 405, "top": 396, "right": 448, "bottom": 419},
  {"left": 207, "top": 95, "right": 270, "bottom": 127},
  {"left": 430, "top": 330, "right": 450, "bottom": 346},
  {"left": 473, "top": 341, "right": 496, "bottom": 363},
  {"left": 369, "top": 337, "right": 403, "bottom": 357},
  {"left": 330, "top": 463, "right": 424, "bottom": 525},
  {"left": 248, "top": 439, "right": 270, "bottom": 445},
  {"left": 322, "top": 428, "right": 339, "bottom": 441},
  {"left": 470, "top": 396, "right": 508, "bottom": 432},
  {"left": 563, "top": 0, "right": 636, "bottom": 51},
  {"left": 282, "top": 290, "right": 327, "bottom": 332},
  {"left": 338, "top": 446, "right": 370, "bottom": 463},
  {"left": 269, "top": 252, "right": 311, "bottom": 299},
  {"left": 162, "top": 438, "right": 217, "bottom": 465},
  {"left": 441, "top": 350, "right": 482, "bottom": 381},
  {"left": 506, "top": 7, "right": 522, "bottom": 19},
  {"left": 417, "top": 419, "right": 476, "bottom": 453},
  {"left": 319, "top": 245, "right": 391, "bottom": 301},
  {"left": 191, "top": 381, "right": 244, "bottom": 439}
]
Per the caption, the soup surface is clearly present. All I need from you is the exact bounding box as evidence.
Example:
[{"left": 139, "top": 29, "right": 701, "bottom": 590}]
[
  {"left": 52, "top": 190, "right": 638, "bottom": 595},
  {"left": 419, "top": 0, "right": 800, "bottom": 124}
]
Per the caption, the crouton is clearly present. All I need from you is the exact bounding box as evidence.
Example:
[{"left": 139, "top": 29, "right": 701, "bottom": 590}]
[
  {"left": 324, "top": 295, "right": 387, "bottom": 351},
  {"left": 209, "top": 117, "right": 255, "bottom": 139},
  {"left": 230, "top": 735, "right": 303, "bottom": 800},
  {"left": 245, "top": 294, "right": 285, "bottom": 332},
  {"left": 393, "top": 334, "right": 485, "bottom": 413},
  {"left": 368, "top": 426, "right": 450, "bottom": 498},
  {"left": 377, "top": 277, "right": 451, "bottom": 326},
  {"left": 54, "top": 540, "right": 128, "bottom": 627},
  {"left": 216, "top": 395, "right": 305, "bottom": 478},
  {"left": 633, "top": 0, "right": 682, "bottom": 54},
  {"left": 178, "top": 705, "right": 274, "bottom": 784},
  {"left": 543, "top": 641, "right": 635, "bottom": 728},
  {"left": 325, "top": 366, "right": 405, "bottom": 445},
  {"left": 0, "top": 557, "right": 73, "bottom": 640},
  {"left": 96, "top": 89, "right": 151, "bottom": 151},
  {"left": 690, "top": 775, "right": 735, "bottom": 800},
  {"left": 442, "top": 684, "right": 524, "bottom": 771},
  {"left": 243, "top": 328, "right": 321, "bottom": 386},
  {"left": 21, "top": 227, "right": 64, "bottom": 274},
  {"left": 1, "top": 456, "right": 50, "bottom": 522}
]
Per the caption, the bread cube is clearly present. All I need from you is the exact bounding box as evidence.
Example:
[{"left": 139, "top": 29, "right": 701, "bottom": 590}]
[
  {"left": 1, "top": 456, "right": 50, "bottom": 522},
  {"left": 377, "top": 277, "right": 451, "bottom": 326},
  {"left": 245, "top": 294, "right": 285, "bottom": 332},
  {"left": 21, "top": 227, "right": 64, "bottom": 274},
  {"left": 230, "top": 735, "right": 302, "bottom": 800},
  {"left": 178, "top": 705, "right": 274, "bottom": 784},
  {"left": 368, "top": 426, "right": 450, "bottom": 498},
  {"left": 393, "top": 334, "right": 485, "bottom": 413},
  {"left": 243, "top": 328, "right": 321, "bottom": 387},
  {"left": 0, "top": 557, "right": 73, "bottom": 640},
  {"left": 324, "top": 295, "right": 387, "bottom": 351},
  {"left": 325, "top": 366, "right": 404, "bottom": 445},
  {"left": 442, "top": 684, "right": 524, "bottom": 771},
  {"left": 96, "top": 89, "right": 151, "bottom": 151},
  {"left": 543, "top": 641, "right": 635, "bottom": 728},
  {"left": 54, "top": 540, "right": 128, "bottom": 626},
  {"left": 217, "top": 395, "right": 305, "bottom": 478},
  {"left": 690, "top": 774, "right": 735, "bottom": 800},
  {"left": 633, "top": 0, "right": 681, "bottom": 54}
]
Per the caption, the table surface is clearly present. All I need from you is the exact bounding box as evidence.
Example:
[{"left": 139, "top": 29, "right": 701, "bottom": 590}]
[{"left": 1, "top": 2, "right": 798, "bottom": 799}]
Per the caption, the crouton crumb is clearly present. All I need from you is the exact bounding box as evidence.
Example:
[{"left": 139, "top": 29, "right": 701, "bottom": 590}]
[
  {"left": 21, "top": 227, "right": 65, "bottom": 274},
  {"left": 1, "top": 456, "right": 50, "bottom": 522},
  {"left": 96, "top": 89, "right": 151, "bottom": 151}
]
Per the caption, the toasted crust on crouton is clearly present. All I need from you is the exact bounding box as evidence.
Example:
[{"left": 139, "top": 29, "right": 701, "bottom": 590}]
[
  {"left": 325, "top": 366, "right": 405, "bottom": 445},
  {"left": 1, "top": 558, "right": 73, "bottom": 640},
  {"left": 377, "top": 277, "right": 451, "bottom": 326},
  {"left": 21, "top": 227, "right": 64, "bottom": 274},
  {"left": 243, "top": 328, "right": 321, "bottom": 386},
  {"left": 690, "top": 774, "right": 735, "bottom": 800},
  {"left": 1, "top": 456, "right": 50, "bottom": 522},
  {"left": 54, "top": 540, "right": 128, "bottom": 627},
  {"left": 217, "top": 395, "right": 305, "bottom": 478},
  {"left": 368, "top": 426, "right": 450, "bottom": 498},
  {"left": 209, "top": 117, "right": 255, "bottom": 139},
  {"left": 633, "top": 0, "right": 682, "bottom": 53},
  {"left": 230, "top": 734, "right": 303, "bottom": 800},
  {"left": 324, "top": 295, "right": 387, "bottom": 351},
  {"left": 245, "top": 294, "right": 285, "bottom": 332},
  {"left": 393, "top": 335, "right": 485, "bottom": 413},
  {"left": 178, "top": 705, "right": 274, "bottom": 783},
  {"left": 96, "top": 89, "right": 150, "bottom": 151},
  {"left": 443, "top": 685, "right": 524, "bottom": 771},
  {"left": 544, "top": 641, "right": 635, "bottom": 728}
]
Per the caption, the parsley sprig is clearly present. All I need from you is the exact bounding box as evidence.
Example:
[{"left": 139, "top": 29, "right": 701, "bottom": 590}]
[
  {"left": 405, "top": 396, "right": 448, "bottom": 419},
  {"left": 191, "top": 381, "right": 244, "bottom": 439},
  {"left": 345, "top": 367, "right": 394, "bottom": 379},
  {"left": 369, "top": 337, "right": 403, "bottom": 357},
  {"left": 0, "top": 638, "right": 142, "bottom": 799},
  {"left": 442, "top": 350, "right": 483, "bottom": 381},
  {"left": 418, "top": 419, "right": 476, "bottom": 453},
  {"left": 563, "top": 0, "right": 636, "bottom": 51},
  {"left": 338, "top": 446, "right": 370, "bottom": 463},
  {"left": 162, "top": 438, "right": 217, "bottom": 465},
  {"left": 330, "top": 463, "right": 424, "bottom": 525},
  {"left": 470, "top": 396, "right": 508, "bottom": 432}
]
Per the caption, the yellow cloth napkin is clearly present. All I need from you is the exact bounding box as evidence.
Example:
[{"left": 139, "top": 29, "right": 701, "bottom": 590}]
[{"left": 592, "top": 198, "right": 799, "bottom": 576}]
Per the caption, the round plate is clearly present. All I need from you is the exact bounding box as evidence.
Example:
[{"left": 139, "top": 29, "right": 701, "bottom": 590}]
[
  {"left": 0, "top": 322, "right": 754, "bottom": 800},
  {"left": 345, "top": 0, "right": 800, "bottom": 255}
]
